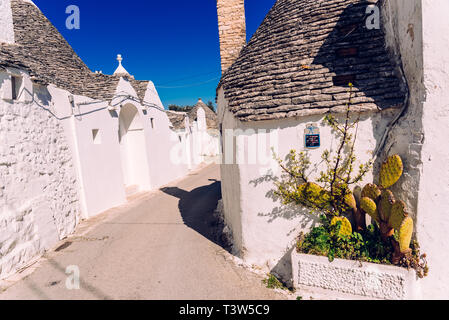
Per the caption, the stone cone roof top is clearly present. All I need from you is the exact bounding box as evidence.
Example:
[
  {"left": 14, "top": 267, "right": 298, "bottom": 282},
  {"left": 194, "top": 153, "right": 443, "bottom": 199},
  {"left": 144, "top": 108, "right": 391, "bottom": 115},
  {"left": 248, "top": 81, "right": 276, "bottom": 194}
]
[
  {"left": 113, "top": 55, "right": 130, "bottom": 76},
  {"left": 218, "top": 0, "right": 407, "bottom": 122},
  {"left": 188, "top": 99, "right": 219, "bottom": 130},
  {"left": 0, "top": 0, "right": 148, "bottom": 102}
]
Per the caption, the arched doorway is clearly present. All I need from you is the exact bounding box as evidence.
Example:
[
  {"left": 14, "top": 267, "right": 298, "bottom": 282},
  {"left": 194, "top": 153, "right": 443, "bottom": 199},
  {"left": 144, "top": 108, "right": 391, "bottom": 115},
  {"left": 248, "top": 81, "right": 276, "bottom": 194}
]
[{"left": 119, "top": 104, "right": 150, "bottom": 192}]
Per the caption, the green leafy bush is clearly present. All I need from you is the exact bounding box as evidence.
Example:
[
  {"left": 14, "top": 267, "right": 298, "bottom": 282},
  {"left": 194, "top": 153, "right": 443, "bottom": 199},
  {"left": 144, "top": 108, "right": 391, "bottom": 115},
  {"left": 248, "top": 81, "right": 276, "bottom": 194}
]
[
  {"left": 297, "top": 215, "right": 392, "bottom": 264},
  {"left": 297, "top": 215, "right": 428, "bottom": 277}
]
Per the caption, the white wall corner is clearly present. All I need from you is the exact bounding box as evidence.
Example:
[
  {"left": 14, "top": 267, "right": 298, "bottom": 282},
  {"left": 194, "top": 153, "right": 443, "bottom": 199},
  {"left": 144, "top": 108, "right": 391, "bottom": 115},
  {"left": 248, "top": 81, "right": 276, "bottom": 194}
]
[
  {"left": 0, "top": 0, "right": 15, "bottom": 44},
  {"left": 0, "top": 72, "right": 13, "bottom": 100}
]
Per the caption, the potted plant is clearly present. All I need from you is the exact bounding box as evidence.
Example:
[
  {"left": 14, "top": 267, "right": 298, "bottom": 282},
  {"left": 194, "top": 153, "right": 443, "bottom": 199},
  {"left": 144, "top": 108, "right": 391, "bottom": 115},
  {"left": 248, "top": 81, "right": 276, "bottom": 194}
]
[{"left": 274, "top": 85, "right": 428, "bottom": 299}]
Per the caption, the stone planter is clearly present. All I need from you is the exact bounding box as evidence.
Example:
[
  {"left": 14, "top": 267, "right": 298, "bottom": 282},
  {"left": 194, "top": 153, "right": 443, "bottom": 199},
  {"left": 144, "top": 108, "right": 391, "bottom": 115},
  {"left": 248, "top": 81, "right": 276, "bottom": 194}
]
[{"left": 291, "top": 251, "right": 418, "bottom": 300}]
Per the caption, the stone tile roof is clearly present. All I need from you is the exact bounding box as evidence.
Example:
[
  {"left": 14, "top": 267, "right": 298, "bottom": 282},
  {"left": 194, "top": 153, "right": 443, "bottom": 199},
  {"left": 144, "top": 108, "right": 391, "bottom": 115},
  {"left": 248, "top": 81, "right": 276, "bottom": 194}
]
[
  {"left": 130, "top": 79, "right": 149, "bottom": 103},
  {"left": 188, "top": 100, "right": 219, "bottom": 129},
  {"left": 166, "top": 111, "right": 187, "bottom": 130},
  {"left": 218, "top": 0, "right": 407, "bottom": 122},
  {"left": 0, "top": 0, "right": 149, "bottom": 102}
]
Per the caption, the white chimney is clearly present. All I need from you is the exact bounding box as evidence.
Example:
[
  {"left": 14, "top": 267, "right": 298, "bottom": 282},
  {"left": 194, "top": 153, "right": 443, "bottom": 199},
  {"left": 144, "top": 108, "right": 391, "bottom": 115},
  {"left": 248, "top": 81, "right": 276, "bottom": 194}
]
[{"left": 0, "top": 0, "right": 15, "bottom": 44}]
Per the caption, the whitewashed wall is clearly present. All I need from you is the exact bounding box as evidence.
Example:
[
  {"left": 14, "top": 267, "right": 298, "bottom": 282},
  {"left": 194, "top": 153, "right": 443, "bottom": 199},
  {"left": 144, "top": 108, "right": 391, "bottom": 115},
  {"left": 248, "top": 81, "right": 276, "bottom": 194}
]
[
  {"left": 217, "top": 87, "right": 396, "bottom": 282},
  {"left": 382, "top": 0, "right": 449, "bottom": 299},
  {"left": 417, "top": 0, "right": 449, "bottom": 298},
  {"left": 142, "top": 82, "right": 191, "bottom": 189},
  {"left": 0, "top": 71, "right": 80, "bottom": 279},
  {"left": 0, "top": 68, "right": 219, "bottom": 280}
]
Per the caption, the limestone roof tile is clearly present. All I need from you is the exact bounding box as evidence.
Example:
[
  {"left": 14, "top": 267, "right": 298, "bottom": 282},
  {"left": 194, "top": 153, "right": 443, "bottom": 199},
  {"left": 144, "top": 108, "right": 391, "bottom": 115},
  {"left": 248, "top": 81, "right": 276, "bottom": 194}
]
[{"left": 166, "top": 111, "right": 187, "bottom": 130}]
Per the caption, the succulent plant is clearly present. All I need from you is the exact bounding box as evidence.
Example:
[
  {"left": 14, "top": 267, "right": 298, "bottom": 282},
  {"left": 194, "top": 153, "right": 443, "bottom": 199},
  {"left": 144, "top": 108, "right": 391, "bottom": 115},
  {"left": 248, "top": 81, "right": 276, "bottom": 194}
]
[
  {"left": 379, "top": 189, "right": 395, "bottom": 222},
  {"left": 361, "top": 183, "right": 381, "bottom": 201},
  {"left": 331, "top": 216, "right": 352, "bottom": 237},
  {"left": 296, "top": 182, "right": 330, "bottom": 208},
  {"left": 360, "top": 197, "right": 379, "bottom": 222},
  {"left": 398, "top": 217, "right": 414, "bottom": 253},
  {"left": 380, "top": 155, "right": 403, "bottom": 189},
  {"left": 344, "top": 192, "right": 357, "bottom": 210},
  {"left": 357, "top": 155, "right": 416, "bottom": 262},
  {"left": 389, "top": 201, "right": 408, "bottom": 230}
]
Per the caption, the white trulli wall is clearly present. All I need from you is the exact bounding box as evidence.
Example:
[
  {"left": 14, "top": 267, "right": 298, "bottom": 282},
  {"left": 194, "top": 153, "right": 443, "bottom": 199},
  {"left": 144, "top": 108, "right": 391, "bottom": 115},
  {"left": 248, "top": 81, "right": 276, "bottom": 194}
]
[
  {"left": 0, "top": 70, "right": 80, "bottom": 280},
  {"left": 417, "top": 1, "right": 449, "bottom": 298},
  {"left": 0, "top": 67, "right": 219, "bottom": 280},
  {"left": 381, "top": 0, "right": 449, "bottom": 299},
  {"left": 217, "top": 87, "right": 397, "bottom": 281}
]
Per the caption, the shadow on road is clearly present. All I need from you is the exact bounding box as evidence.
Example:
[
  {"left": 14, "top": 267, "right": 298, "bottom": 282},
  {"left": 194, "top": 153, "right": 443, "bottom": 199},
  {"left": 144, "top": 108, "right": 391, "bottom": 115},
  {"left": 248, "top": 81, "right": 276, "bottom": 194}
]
[{"left": 160, "top": 181, "right": 229, "bottom": 251}]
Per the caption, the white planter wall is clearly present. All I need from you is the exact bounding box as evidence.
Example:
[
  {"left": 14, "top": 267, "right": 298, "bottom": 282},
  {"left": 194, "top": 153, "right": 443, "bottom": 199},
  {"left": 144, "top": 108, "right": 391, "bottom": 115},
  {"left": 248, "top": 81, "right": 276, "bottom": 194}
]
[{"left": 292, "top": 252, "right": 418, "bottom": 300}]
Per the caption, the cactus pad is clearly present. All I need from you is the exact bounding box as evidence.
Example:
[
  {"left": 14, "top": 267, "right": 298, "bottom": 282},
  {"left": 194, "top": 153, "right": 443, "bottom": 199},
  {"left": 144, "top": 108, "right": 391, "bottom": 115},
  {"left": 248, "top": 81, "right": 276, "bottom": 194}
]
[
  {"left": 331, "top": 216, "right": 353, "bottom": 236},
  {"left": 398, "top": 217, "right": 414, "bottom": 253},
  {"left": 361, "top": 183, "right": 381, "bottom": 201},
  {"left": 296, "top": 183, "right": 330, "bottom": 208},
  {"left": 379, "top": 190, "right": 395, "bottom": 222},
  {"left": 389, "top": 201, "right": 408, "bottom": 230},
  {"left": 344, "top": 192, "right": 357, "bottom": 210},
  {"left": 380, "top": 155, "right": 403, "bottom": 189},
  {"left": 360, "top": 197, "right": 379, "bottom": 223}
]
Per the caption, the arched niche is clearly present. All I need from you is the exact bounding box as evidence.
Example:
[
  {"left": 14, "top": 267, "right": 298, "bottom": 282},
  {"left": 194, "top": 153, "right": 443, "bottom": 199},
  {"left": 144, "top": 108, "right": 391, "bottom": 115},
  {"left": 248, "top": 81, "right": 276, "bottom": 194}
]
[{"left": 118, "top": 103, "right": 150, "bottom": 191}]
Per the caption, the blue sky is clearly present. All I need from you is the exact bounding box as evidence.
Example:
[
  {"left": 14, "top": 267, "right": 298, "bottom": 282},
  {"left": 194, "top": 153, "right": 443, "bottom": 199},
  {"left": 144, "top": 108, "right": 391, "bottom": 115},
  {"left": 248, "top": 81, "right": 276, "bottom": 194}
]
[{"left": 32, "top": 0, "right": 276, "bottom": 108}]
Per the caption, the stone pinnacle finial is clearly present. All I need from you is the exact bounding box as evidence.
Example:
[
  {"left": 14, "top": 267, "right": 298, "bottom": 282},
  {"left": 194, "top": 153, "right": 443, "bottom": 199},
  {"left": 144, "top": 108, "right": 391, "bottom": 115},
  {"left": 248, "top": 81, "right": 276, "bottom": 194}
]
[{"left": 114, "top": 54, "right": 133, "bottom": 78}]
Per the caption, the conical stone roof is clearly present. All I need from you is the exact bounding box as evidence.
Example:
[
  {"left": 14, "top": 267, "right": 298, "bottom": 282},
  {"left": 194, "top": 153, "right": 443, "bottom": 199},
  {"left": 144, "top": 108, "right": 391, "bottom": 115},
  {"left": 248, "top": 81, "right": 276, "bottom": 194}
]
[
  {"left": 218, "top": 0, "right": 407, "bottom": 122},
  {"left": 0, "top": 0, "right": 149, "bottom": 103},
  {"left": 189, "top": 99, "right": 219, "bottom": 130}
]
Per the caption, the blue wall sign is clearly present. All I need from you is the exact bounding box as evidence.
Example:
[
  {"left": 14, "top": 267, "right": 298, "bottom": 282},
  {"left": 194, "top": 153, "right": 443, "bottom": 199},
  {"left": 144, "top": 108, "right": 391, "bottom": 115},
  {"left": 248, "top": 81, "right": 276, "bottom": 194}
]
[{"left": 304, "top": 124, "right": 320, "bottom": 149}]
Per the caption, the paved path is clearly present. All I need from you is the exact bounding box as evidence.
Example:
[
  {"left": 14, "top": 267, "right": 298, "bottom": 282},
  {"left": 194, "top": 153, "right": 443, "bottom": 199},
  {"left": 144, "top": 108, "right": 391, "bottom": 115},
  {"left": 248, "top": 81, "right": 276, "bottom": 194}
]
[{"left": 0, "top": 164, "right": 288, "bottom": 300}]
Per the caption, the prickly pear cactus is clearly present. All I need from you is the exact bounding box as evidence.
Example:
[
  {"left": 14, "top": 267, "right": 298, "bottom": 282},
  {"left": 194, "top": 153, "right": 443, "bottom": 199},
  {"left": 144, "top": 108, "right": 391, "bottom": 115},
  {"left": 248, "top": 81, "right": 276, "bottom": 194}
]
[
  {"left": 331, "top": 216, "right": 352, "bottom": 236},
  {"left": 379, "top": 189, "right": 395, "bottom": 222},
  {"left": 344, "top": 192, "right": 357, "bottom": 210},
  {"left": 389, "top": 201, "right": 408, "bottom": 230},
  {"left": 360, "top": 197, "right": 379, "bottom": 223},
  {"left": 398, "top": 217, "right": 414, "bottom": 253},
  {"left": 361, "top": 183, "right": 381, "bottom": 201},
  {"left": 380, "top": 155, "right": 403, "bottom": 189},
  {"left": 296, "top": 183, "right": 330, "bottom": 208}
]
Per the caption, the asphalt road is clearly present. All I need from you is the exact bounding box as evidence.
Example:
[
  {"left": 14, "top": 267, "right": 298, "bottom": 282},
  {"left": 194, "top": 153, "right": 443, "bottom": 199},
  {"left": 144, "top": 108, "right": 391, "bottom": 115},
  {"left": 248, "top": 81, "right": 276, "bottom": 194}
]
[{"left": 0, "top": 164, "right": 287, "bottom": 300}]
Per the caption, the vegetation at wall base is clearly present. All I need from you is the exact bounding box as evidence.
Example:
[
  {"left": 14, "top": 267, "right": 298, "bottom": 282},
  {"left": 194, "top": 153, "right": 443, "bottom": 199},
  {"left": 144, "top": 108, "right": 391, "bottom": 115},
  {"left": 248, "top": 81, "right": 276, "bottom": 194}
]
[
  {"left": 262, "top": 274, "right": 289, "bottom": 291},
  {"left": 275, "top": 84, "right": 428, "bottom": 278},
  {"left": 296, "top": 215, "right": 428, "bottom": 278}
]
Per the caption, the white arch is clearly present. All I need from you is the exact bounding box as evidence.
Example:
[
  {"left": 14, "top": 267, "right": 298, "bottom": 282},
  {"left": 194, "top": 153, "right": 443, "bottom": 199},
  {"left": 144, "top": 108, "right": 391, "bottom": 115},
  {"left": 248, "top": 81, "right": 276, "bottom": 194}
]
[{"left": 119, "top": 103, "right": 151, "bottom": 191}]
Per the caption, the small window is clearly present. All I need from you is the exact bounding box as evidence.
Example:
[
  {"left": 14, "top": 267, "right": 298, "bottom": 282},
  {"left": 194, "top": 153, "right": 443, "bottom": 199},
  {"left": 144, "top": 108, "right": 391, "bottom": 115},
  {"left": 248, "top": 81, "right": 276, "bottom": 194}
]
[
  {"left": 92, "top": 129, "right": 102, "bottom": 144},
  {"left": 11, "top": 76, "right": 22, "bottom": 100},
  {"left": 150, "top": 118, "right": 155, "bottom": 129},
  {"left": 178, "top": 135, "right": 182, "bottom": 143}
]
